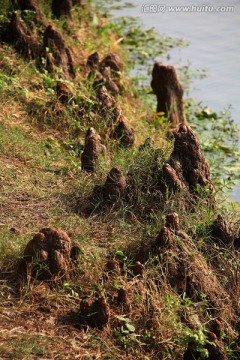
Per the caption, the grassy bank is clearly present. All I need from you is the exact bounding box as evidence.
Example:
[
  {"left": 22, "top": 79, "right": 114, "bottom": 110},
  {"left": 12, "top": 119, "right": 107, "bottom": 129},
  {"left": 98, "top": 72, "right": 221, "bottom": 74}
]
[{"left": 0, "top": 1, "right": 240, "bottom": 359}]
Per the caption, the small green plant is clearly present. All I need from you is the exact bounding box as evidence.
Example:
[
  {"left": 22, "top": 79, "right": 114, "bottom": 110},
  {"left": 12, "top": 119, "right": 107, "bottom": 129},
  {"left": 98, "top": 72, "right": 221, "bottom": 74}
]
[
  {"left": 61, "top": 280, "right": 79, "bottom": 298},
  {"left": 21, "top": 9, "right": 37, "bottom": 25},
  {"left": 114, "top": 316, "right": 141, "bottom": 352},
  {"left": 179, "top": 325, "right": 213, "bottom": 359},
  {"left": 116, "top": 316, "right": 136, "bottom": 335},
  {"left": 151, "top": 111, "right": 168, "bottom": 128},
  {"left": 225, "top": 339, "right": 240, "bottom": 360},
  {"left": 30, "top": 255, "right": 52, "bottom": 279}
]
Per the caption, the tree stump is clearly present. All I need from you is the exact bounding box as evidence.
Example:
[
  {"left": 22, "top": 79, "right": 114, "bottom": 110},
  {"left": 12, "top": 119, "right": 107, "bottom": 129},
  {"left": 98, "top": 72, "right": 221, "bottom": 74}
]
[
  {"left": 111, "top": 120, "right": 135, "bottom": 148},
  {"left": 8, "top": 12, "right": 41, "bottom": 60},
  {"left": 17, "top": 0, "right": 43, "bottom": 21},
  {"left": 161, "top": 125, "right": 215, "bottom": 207},
  {"left": 52, "top": 0, "right": 73, "bottom": 19},
  {"left": 22, "top": 227, "right": 71, "bottom": 279},
  {"left": 81, "top": 128, "right": 105, "bottom": 173},
  {"left": 56, "top": 81, "right": 73, "bottom": 104},
  {"left": 151, "top": 62, "right": 186, "bottom": 129},
  {"left": 43, "top": 25, "right": 75, "bottom": 79},
  {"left": 103, "top": 167, "right": 126, "bottom": 201}
]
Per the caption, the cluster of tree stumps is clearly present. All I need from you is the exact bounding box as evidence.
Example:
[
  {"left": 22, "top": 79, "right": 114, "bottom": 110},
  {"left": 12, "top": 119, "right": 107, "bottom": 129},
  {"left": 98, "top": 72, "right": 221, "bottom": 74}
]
[{"left": 2, "top": 2, "right": 240, "bottom": 358}]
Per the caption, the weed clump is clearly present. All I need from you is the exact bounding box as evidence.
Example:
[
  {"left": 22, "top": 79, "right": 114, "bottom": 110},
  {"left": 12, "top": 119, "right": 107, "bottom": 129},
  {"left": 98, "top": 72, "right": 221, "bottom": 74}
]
[
  {"left": 183, "top": 334, "right": 227, "bottom": 360},
  {"left": 125, "top": 143, "right": 165, "bottom": 216}
]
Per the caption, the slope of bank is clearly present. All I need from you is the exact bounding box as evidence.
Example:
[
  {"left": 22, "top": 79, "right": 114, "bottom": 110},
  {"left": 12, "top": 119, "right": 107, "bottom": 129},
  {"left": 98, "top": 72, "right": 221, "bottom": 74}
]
[{"left": 0, "top": 1, "right": 240, "bottom": 359}]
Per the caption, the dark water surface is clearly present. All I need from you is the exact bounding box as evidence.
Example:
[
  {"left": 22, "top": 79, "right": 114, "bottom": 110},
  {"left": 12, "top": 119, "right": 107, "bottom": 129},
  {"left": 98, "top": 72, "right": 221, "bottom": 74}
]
[{"left": 110, "top": 0, "right": 240, "bottom": 200}]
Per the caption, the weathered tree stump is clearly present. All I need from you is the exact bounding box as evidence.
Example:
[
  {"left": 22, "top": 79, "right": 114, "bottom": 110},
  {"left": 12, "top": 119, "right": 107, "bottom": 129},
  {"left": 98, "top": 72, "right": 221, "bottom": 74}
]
[
  {"left": 132, "top": 261, "right": 144, "bottom": 277},
  {"left": 101, "top": 66, "right": 120, "bottom": 95},
  {"left": 8, "top": 12, "right": 41, "bottom": 60},
  {"left": 210, "top": 215, "right": 233, "bottom": 245},
  {"left": 43, "top": 25, "right": 75, "bottom": 79},
  {"left": 135, "top": 242, "right": 152, "bottom": 264},
  {"left": 155, "top": 226, "right": 175, "bottom": 248},
  {"left": 87, "top": 52, "right": 122, "bottom": 96},
  {"left": 151, "top": 62, "right": 186, "bottom": 128},
  {"left": 103, "top": 167, "right": 126, "bottom": 201},
  {"left": 100, "top": 53, "right": 123, "bottom": 94},
  {"left": 111, "top": 120, "right": 135, "bottom": 148},
  {"left": 100, "top": 53, "right": 123, "bottom": 75},
  {"left": 72, "top": 0, "right": 82, "bottom": 5},
  {"left": 117, "top": 288, "right": 131, "bottom": 312},
  {"left": 97, "top": 85, "right": 116, "bottom": 109},
  {"left": 97, "top": 85, "right": 123, "bottom": 125},
  {"left": 56, "top": 81, "right": 73, "bottom": 104},
  {"left": 86, "top": 52, "right": 99, "bottom": 70},
  {"left": 22, "top": 227, "right": 71, "bottom": 279},
  {"left": 89, "top": 68, "right": 119, "bottom": 95},
  {"left": 52, "top": 0, "right": 73, "bottom": 19},
  {"left": 156, "top": 222, "right": 232, "bottom": 314},
  {"left": 165, "top": 212, "right": 180, "bottom": 231},
  {"left": 81, "top": 128, "right": 105, "bottom": 173},
  {"left": 117, "top": 288, "right": 128, "bottom": 305},
  {"left": 161, "top": 163, "right": 184, "bottom": 192},
  {"left": 161, "top": 125, "right": 215, "bottom": 206},
  {"left": 105, "top": 259, "right": 121, "bottom": 275},
  {"left": 170, "top": 124, "right": 214, "bottom": 189},
  {"left": 80, "top": 297, "right": 109, "bottom": 330},
  {"left": 17, "top": 0, "right": 43, "bottom": 21}
]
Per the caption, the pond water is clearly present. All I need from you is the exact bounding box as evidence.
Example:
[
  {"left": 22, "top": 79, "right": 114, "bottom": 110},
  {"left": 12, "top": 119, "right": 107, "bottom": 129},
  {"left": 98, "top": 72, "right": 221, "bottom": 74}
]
[{"left": 110, "top": 0, "right": 240, "bottom": 200}]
